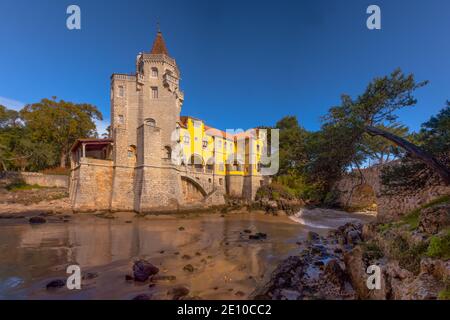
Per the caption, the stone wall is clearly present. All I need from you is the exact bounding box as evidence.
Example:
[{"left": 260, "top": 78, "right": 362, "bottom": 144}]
[
  {"left": 335, "top": 165, "right": 450, "bottom": 221},
  {"left": 70, "top": 159, "right": 114, "bottom": 212},
  {"left": 0, "top": 171, "right": 68, "bottom": 188}
]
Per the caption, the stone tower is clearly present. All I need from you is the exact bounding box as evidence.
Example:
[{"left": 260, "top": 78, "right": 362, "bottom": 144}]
[{"left": 109, "top": 29, "right": 184, "bottom": 212}]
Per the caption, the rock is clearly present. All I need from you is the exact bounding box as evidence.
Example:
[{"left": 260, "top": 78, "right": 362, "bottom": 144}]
[
  {"left": 159, "top": 250, "right": 165, "bottom": 254},
  {"left": 346, "top": 230, "right": 362, "bottom": 245},
  {"left": 249, "top": 232, "right": 267, "bottom": 240},
  {"left": 178, "top": 226, "right": 185, "bottom": 231},
  {"left": 125, "top": 221, "right": 132, "bottom": 224},
  {"left": 132, "top": 260, "right": 159, "bottom": 282},
  {"left": 279, "top": 289, "right": 301, "bottom": 300},
  {"left": 168, "top": 286, "right": 190, "bottom": 300},
  {"left": 314, "top": 260, "right": 324, "bottom": 266},
  {"left": 195, "top": 252, "right": 202, "bottom": 256},
  {"left": 420, "top": 258, "right": 450, "bottom": 281},
  {"left": 152, "top": 275, "right": 176, "bottom": 281},
  {"left": 82, "top": 272, "right": 98, "bottom": 280},
  {"left": 132, "top": 294, "right": 151, "bottom": 300},
  {"left": 235, "top": 291, "right": 245, "bottom": 297},
  {"left": 46, "top": 279, "right": 66, "bottom": 289},
  {"left": 182, "top": 254, "right": 191, "bottom": 260},
  {"left": 307, "top": 231, "right": 320, "bottom": 242},
  {"left": 125, "top": 274, "right": 134, "bottom": 281},
  {"left": 183, "top": 264, "right": 195, "bottom": 273},
  {"left": 418, "top": 203, "right": 450, "bottom": 235},
  {"left": 243, "top": 229, "right": 252, "bottom": 234},
  {"left": 29, "top": 216, "right": 47, "bottom": 224},
  {"left": 324, "top": 259, "right": 346, "bottom": 287}
]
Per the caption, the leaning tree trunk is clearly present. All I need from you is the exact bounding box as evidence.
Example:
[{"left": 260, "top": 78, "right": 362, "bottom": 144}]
[{"left": 365, "top": 125, "right": 450, "bottom": 185}]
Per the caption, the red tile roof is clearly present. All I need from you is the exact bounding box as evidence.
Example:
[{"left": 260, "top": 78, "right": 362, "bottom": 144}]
[{"left": 150, "top": 31, "right": 169, "bottom": 55}]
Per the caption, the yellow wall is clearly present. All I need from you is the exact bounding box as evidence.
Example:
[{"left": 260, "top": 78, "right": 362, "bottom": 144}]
[{"left": 178, "top": 117, "right": 263, "bottom": 176}]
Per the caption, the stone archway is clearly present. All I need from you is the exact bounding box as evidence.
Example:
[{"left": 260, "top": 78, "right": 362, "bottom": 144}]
[
  {"left": 181, "top": 176, "right": 207, "bottom": 204},
  {"left": 345, "top": 183, "right": 378, "bottom": 212}
]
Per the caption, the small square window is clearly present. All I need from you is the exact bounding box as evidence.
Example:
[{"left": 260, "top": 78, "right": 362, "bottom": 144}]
[
  {"left": 184, "top": 135, "right": 190, "bottom": 144},
  {"left": 219, "top": 178, "right": 223, "bottom": 186},
  {"left": 118, "top": 115, "right": 124, "bottom": 124},
  {"left": 202, "top": 141, "right": 208, "bottom": 149}
]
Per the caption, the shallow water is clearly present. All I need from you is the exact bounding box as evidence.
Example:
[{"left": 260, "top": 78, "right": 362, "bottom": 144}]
[{"left": 0, "top": 210, "right": 374, "bottom": 300}]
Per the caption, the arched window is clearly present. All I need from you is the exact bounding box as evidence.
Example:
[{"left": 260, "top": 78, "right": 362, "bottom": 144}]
[
  {"left": 164, "top": 146, "right": 172, "bottom": 159},
  {"left": 151, "top": 67, "right": 158, "bottom": 78},
  {"left": 145, "top": 118, "right": 156, "bottom": 127}
]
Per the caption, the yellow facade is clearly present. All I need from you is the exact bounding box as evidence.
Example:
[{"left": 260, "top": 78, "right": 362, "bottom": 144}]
[{"left": 177, "top": 116, "right": 264, "bottom": 177}]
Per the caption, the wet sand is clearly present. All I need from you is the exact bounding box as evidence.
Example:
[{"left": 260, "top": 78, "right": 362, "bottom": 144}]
[{"left": 0, "top": 210, "right": 374, "bottom": 300}]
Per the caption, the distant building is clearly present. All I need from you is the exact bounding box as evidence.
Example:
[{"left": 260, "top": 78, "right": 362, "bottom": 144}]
[{"left": 70, "top": 30, "right": 267, "bottom": 213}]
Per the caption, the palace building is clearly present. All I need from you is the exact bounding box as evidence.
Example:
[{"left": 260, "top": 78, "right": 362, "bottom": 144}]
[{"left": 69, "top": 30, "right": 268, "bottom": 212}]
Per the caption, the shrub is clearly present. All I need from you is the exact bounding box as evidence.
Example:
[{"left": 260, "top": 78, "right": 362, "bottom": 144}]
[
  {"left": 391, "top": 235, "right": 428, "bottom": 274},
  {"left": 427, "top": 230, "right": 450, "bottom": 260}
]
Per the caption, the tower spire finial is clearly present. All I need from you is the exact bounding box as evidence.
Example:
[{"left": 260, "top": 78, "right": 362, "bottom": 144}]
[{"left": 157, "top": 18, "right": 160, "bottom": 33}]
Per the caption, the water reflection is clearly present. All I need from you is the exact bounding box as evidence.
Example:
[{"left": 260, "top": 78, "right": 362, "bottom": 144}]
[{"left": 0, "top": 213, "right": 306, "bottom": 299}]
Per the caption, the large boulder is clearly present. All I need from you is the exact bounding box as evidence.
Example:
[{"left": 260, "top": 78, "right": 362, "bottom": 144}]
[{"left": 133, "top": 260, "right": 159, "bottom": 282}]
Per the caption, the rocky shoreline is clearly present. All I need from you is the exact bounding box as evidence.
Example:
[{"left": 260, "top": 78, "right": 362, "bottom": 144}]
[{"left": 254, "top": 198, "right": 450, "bottom": 300}]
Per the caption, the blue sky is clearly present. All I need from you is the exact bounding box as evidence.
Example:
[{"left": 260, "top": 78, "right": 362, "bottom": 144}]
[{"left": 0, "top": 0, "right": 449, "bottom": 134}]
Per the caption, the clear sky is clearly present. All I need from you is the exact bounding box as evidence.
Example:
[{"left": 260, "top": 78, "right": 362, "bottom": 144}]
[{"left": 1, "top": 0, "right": 449, "bottom": 134}]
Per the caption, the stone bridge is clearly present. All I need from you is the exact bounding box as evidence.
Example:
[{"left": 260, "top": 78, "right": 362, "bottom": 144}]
[
  {"left": 179, "top": 167, "right": 226, "bottom": 206},
  {"left": 335, "top": 164, "right": 450, "bottom": 220}
]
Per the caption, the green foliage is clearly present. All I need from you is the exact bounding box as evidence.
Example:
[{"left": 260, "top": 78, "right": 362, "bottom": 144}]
[
  {"left": 399, "top": 209, "right": 421, "bottom": 230},
  {"left": 6, "top": 182, "right": 44, "bottom": 191},
  {"left": 426, "top": 229, "right": 450, "bottom": 260},
  {"left": 381, "top": 103, "right": 450, "bottom": 192},
  {"left": 438, "top": 286, "right": 450, "bottom": 300},
  {"left": 0, "top": 98, "right": 102, "bottom": 171},
  {"left": 391, "top": 235, "right": 428, "bottom": 274},
  {"left": 20, "top": 98, "right": 102, "bottom": 168},
  {"left": 362, "top": 241, "right": 384, "bottom": 261}
]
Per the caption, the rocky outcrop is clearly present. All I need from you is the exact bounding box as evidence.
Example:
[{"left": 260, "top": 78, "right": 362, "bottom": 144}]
[
  {"left": 254, "top": 222, "right": 363, "bottom": 300},
  {"left": 257, "top": 198, "right": 450, "bottom": 300},
  {"left": 418, "top": 203, "right": 450, "bottom": 234}
]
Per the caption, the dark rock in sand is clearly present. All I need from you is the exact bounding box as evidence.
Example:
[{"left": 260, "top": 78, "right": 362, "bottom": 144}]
[
  {"left": 307, "top": 231, "right": 320, "bottom": 242},
  {"left": 46, "top": 279, "right": 66, "bottom": 289},
  {"left": 249, "top": 232, "right": 267, "bottom": 240},
  {"left": 243, "top": 229, "right": 252, "bottom": 234},
  {"left": 29, "top": 216, "right": 47, "bottom": 224},
  {"left": 182, "top": 254, "right": 191, "bottom": 260},
  {"left": 125, "top": 274, "right": 134, "bottom": 281},
  {"left": 152, "top": 275, "right": 176, "bottom": 281},
  {"left": 133, "top": 294, "right": 151, "bottom": 300},
  {"left": 314, "top": 260, "right": 325, "bottom": 266},
  {"left": 235, "top": 291, "right": 245, "bottom": 297},
  {"left": 82, "top": 272, "right": 98, "bottom": 280},
  {"left": 178, "top": 226, "right": 185, "bottom": 231},
  {"left": 159, "top": 250, "right": 165, "bottom": 254},
  {"left": 133, "top": 260, "right": 159, "bottom": 282},
  {"left": 195, "top": 252, "right": 202, "bottom": 256},
  {"left": 168, "top": 286, "right": 190, "bottom": 300},
  {"left": 183, "top": 264, "right": 195, "bottom": 273}
]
